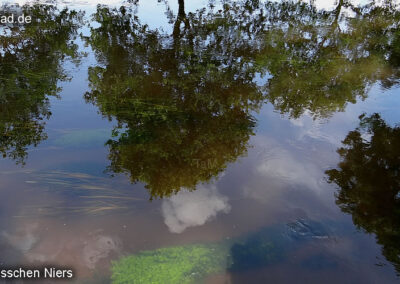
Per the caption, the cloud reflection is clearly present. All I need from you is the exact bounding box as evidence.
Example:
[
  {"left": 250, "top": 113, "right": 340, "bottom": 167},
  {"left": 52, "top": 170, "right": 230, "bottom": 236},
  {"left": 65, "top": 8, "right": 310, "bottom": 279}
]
[
  {"left": 243, "top": 137, "right": 325, "bottom": 203},
  {"left": 162, "top": 185, "right": 230, "bottom": 233}
]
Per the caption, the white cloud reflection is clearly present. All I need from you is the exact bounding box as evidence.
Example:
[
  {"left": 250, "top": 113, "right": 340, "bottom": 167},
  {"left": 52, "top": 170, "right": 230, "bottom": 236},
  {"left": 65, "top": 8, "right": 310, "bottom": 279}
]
[
  {"left": 242, "top": 136, "right": 326, "bottom": 203},
  {"left": 256, "top": 147, "right": 320, "bottom": 191},
  {"left": 162, "top": 185, "right": 230, "bottom": 234}
]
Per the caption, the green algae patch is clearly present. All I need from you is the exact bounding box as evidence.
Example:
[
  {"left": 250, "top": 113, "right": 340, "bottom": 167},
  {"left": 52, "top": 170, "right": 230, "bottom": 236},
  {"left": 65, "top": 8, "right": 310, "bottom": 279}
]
[
  {"left": 110, "top": 219, "right": 331, "bottom": 283},
  {"left": 111, "top": 244, "right": 229, "bottom": 284}
]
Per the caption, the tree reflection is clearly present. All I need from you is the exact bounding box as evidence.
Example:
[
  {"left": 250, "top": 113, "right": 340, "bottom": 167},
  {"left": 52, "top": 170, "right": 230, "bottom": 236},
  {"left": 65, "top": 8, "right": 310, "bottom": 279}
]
[
  {"left": 256, "top": 0, "right": 400, "bottom": 118},
  {"left": 141, "top": 0, "right": 400, "bottom": 119},
  {"left": 0, "top": 4, "right": 83, "bottom": 164},
  {"left": 85, "top": 3, "right": 262, "bottom": 198},
  {"left": 85, "top": 0, "right": 400, "bottom": 198},
  {"left": 326, "top": 113, "right": 400, "bottom": 273}
]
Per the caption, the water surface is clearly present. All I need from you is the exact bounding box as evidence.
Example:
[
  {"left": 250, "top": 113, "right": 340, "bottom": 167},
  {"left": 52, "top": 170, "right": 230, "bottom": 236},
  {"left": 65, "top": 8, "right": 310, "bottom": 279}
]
[{"left": 0, "top": 0, "right": 400, "bottom": 283}]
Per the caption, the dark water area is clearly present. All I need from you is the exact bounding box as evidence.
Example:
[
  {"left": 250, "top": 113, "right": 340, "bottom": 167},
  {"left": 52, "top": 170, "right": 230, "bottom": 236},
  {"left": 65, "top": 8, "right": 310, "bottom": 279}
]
[{"left": 0, "top": 0, "right": 400, "bottom": 283}]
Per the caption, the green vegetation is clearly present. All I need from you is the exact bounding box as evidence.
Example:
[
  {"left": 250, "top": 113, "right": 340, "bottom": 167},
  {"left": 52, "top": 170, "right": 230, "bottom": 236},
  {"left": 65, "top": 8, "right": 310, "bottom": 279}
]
[
  {"left": 111, "top": 219, "right": 329, "bottom": 283},
  {"left": 111, "top": 244, "right": 229, "bottom": 284}
]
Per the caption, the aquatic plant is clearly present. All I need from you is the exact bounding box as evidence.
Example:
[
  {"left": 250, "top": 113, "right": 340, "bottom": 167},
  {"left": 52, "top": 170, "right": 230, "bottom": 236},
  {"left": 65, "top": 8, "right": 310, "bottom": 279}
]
[
  {"left": 111, "top": 244, "right": 228, "bottom": 284},
  {"left": 111, "top": 219, "right": 330, "bottom": 283}
]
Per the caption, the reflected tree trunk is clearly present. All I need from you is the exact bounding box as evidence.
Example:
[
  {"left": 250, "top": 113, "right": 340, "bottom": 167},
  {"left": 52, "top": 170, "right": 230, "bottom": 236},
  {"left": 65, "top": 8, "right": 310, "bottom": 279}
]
[
  {"left": 318, "top": 0, "right": 343, "bottom": 48},
  {"left": 173, "top": 0, "right": 190, "bottom": 39},
  {"left": 173, "top": 0, "right": 191, "bottom": 55}
]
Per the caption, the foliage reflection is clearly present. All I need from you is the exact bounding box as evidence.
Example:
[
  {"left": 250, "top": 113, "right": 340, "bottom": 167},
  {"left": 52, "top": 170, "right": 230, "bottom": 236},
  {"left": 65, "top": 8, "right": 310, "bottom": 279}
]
[
  {"left": 85, "top": 2, "right": 262, "bottom": 198},
  {"left": 0, "top": 4, "right": 83, "bottom": 164},
  {"left": 85, "top": 0, "right": 400, "bottom": 198},
  {"left": 326, "top": 113, "right": 400, "bottom": 273}
]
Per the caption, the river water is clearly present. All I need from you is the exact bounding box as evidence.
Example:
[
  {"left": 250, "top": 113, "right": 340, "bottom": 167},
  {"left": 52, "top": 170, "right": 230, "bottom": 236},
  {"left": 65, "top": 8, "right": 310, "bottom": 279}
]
[{"left": 0, "top": 0, "right": 400, "bottom": 283}]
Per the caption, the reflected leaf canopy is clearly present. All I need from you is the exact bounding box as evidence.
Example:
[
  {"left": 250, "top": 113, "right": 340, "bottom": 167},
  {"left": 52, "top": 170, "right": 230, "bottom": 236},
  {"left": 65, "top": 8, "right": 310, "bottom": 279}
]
[
  {"left": 84, "top": 2, "right": 263, "bottom": 198},
  {"left": 85, "top": 0, "right": 400, "bottom": 198},
  {"left": 255, "top": 0, "right": 400, "bottom": 118},
  {"left": 0, "top": 4, "right": 83, "bottom": 164},
  {"left": 326, "top": 113, "right": 400, "bottom": 273}
]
